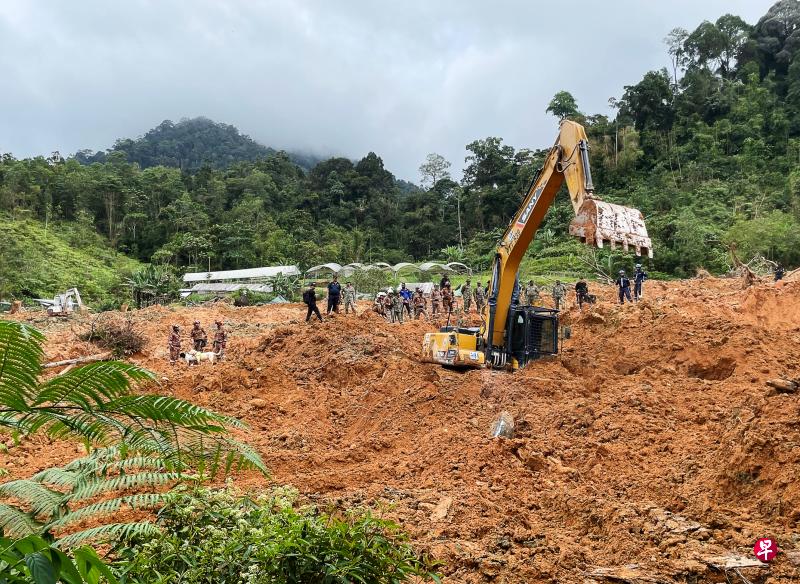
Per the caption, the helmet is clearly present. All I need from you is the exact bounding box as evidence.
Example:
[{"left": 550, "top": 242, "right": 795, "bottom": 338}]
[
  {"left": 193, "top": 320, "right": 200, "bottom": 325},
  {"left": 215, "top": 320, "right": 222, "bottom": 326},
  {"left": 635, "top": 263, "right": 642, "bottom": 269},
  {"left": 387, "top": 287, "right": 394, "bottom": 294},
  {"left": 619, "top": 270, "right": 625, "bottom": 275}
]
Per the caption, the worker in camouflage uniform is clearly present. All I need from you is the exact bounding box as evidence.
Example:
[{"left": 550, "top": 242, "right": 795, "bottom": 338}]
[
  {"left": 552, "top": 280, "right": 567, "bottom": 310},
  {"left": 190, "top": 321, "right": 207, "bottom": 351},
  {"left": 431, "top": 284, "right": 442, "bottom": 316},
  {"left": 442, "top": 285, "right": 453, "bottom": 314},
  {"left": 461, "top": 279, "right": 472, "bottom": 313},
  {"left": 474, "top": 281, "right": 485, "bottom": 313},
  {"left": 343, "top": 282, "right": 357, "bottom": 314},
  {"left": 382, "top": 292, "right": 393, "bottom": 321},
  {"left": 523, "top": 280, "right": 540, "bottom": 306},
  {"left": 168, "top": 325, "right": 181, "bottom": 364},
  {"left": 412, "top": 287, "right": 428, "bottom": 320},
  {"left": 390, "top": 290, "right": 404, "bottom": 323},
  {"left": 212, "top": 320, "right": 227, "bottom": 359}
]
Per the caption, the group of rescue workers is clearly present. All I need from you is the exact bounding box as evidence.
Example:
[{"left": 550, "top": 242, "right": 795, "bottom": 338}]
[
  {"left": 298, "top": 262, "right": 649, "bottom": 326},
  {"left": 167, "top": 319, "right": 227, "bottom": 364},
  {"left": 165, "top": 265, "right": 650, "bottom": 354},
  {"left": 299, "top": 276, "right": 357, "bottom": 322}
]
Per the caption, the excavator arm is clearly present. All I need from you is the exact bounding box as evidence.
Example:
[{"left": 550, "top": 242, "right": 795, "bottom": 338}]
[
  {"left": 422, "top": 120, "right": 652, "bottom": 370},
  {"left": 484, "top": 120, "right": 651, "bottom": 366}
]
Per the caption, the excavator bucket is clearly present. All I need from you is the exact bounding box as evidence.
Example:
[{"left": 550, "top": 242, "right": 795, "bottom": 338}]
[{"left": 569, "top": 199, "right": 653, "bottom": 258}]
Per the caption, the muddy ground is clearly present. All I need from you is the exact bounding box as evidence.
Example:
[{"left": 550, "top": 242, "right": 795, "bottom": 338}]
[{"left": 3, "top": 277, "right": 800, "bottom": 583}]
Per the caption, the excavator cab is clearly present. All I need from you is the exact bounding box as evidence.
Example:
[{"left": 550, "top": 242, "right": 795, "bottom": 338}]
[{"left": 507, "top": 306, "right": 559, "bottom": 369}]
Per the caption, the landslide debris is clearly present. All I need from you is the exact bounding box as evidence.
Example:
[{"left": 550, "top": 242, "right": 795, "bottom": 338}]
[{"left": 3, "top": 278, "right": 799, "bottom": 582}]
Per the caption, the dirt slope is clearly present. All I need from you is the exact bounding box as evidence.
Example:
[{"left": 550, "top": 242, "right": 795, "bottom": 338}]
[{"left": 4, "top": 278, "right": 800, "bottom": 582}]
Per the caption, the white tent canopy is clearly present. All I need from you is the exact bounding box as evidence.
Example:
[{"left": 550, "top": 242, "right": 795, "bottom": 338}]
[
  {"left": 402, "top": 282, "right": 435, "bottom": 294},
  {"left": 303, "top": 261, "right": 473, "bottom": 277},
  {"left": 446, "top": 262, "right": 472, "bottom": 274},
  {"left": 418, "top": 262, "right": 452, "bottom": 273},
  {"left": 392, "top": 262, "right": 420, "bottom": 274},
  {"left": 183, "top": 265, "right": 300, "bottom": 283},
  {"left": 305, "top": 263, "right": 344, "bottom": 276},
  {"left": 180, "top": 282, "right": 273, "bottom": 298}
]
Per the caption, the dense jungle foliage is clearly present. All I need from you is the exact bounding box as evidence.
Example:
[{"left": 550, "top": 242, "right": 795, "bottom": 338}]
[{"left": 2, "top": 0, "right": 800, "bottom": 302}]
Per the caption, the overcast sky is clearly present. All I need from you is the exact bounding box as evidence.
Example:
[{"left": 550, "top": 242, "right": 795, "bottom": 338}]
[{"left": 0, "top": 0, "right": 777, "bottom": 182}]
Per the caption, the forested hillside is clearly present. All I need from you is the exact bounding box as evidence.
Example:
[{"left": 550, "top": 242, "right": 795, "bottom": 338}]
[
  {"left": 0, "top": 216, "right": 140, "bottom": 303},
  {"left": 73, "top": 117, "right": 323, "bottom": 171},
  {"left": 2, "top": 0, "right": 800, "bottom": 301}
]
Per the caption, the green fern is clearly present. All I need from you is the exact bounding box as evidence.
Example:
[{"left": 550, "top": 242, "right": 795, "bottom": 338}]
[
  {"left": 0, "top": 320, "right": 268, "bottom": 547},
  {"left": 0, "top": 503, "right": 39, "bottom": 536},
  {"left": 55, "top": 522, "right": 162, "bottom": 549},
  {"left": 46, "top": 494, "right": 168, "bottom": 529},
  {"left": 0, "top": 447, "right": 188, "bottom": 546},
  {"left": 0, "top": 320, "right": 266, "bottom": 473}
]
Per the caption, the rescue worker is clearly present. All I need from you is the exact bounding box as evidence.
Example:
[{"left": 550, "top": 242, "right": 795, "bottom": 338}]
[
  {"left": 413, "top": 287, "right": 428, "bottom": 320},
  {"left": 439, "top": 275, "right": 451, "bottom": 290},
  {"left": 212, "top": 320, "right": 227, "bottom": 359},
  {"left": 303, "top": 283, "right": 323, "bottom": 322},
  {"left": 190, "top": 321, "right": 207, "bottom": 351},
  {"left": 326, "top": 276, "right": 342, "bottom": 315},
  {"left": 399, "top": 283, "right": 412, "bottom": 317},
  {"left": 373, "top": 293, "right": 386, "bottom": 317},
  {"left": 775, "top": 264, "right": 785, "bottom": 281},
  {"left": 442, "top": 284, "right": 453, "bottom": 314},
  {"left": 633, "top": 263, "right": 648, "bottom": 301},
  {"left": 524, "top": 280, "right": 540, "bottom": 306},
  {"left": 431, "top": 285, "right": 442, "bottom": 316},
  {"left": 616, "top": 270, "right": 632, "bottom": 304},
  {"left": 168, "top": 325, "right": 181, "bottom": 364},
  {"left": 391, "top": 290, "right": 404, "bottom": 323},
  {"left": 575, "top": 278, "right": 590, "bottom": 310},
  {"left": 383, "top": 290, "right": 394, "bottom": 321},
  {"left": 474, "top": 280, "right": 485, "bottom": 313},
  {"left": 343, "top": 282, "right": 357, "bottom": 314},
  {"left": 552, "top": 280, "right": 567, "bottom": 310},
  {"left": 461, "top": 279, "right": 472, "bottom": 313}
]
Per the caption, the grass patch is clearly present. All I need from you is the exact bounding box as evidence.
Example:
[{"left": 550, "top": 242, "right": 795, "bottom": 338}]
[{"left": 0, "top": 216, "right": 141, "bottom": 305}]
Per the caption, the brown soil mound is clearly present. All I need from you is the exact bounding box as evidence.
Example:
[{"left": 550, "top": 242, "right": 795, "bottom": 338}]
[{"left": 3, "top": 278, "right": 800, "bottom": 582}]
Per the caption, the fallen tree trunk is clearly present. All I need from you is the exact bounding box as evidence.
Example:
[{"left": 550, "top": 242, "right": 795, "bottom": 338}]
[{"left": 43, "top": 352, "right": 112, "bottom": 369}]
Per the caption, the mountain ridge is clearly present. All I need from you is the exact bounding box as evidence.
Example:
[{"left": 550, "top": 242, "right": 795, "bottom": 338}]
[{"left": 72, "top": 116, "right": 327, "bottom": 172}]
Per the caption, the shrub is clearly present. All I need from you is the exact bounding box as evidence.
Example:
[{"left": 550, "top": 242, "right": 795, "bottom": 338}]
[
  {"left": 125, "top": 264, "right": 180, "bottom": 308},
  {"left": 0, "top": 534, "right": 117, "bottom": 584},
  {"left": 113, "top": 488, "right": 440, "bottom": 584},
  {"left": 81, "top": 318, "right": 146, "bottom": 358},
  {"left": 349, "top": 269, "right": 392, "bottom": 295}
]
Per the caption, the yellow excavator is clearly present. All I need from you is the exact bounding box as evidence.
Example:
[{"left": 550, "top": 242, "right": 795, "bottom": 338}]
[{"left": 422, "top": 120, "right": 653, "bottom": 370}]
